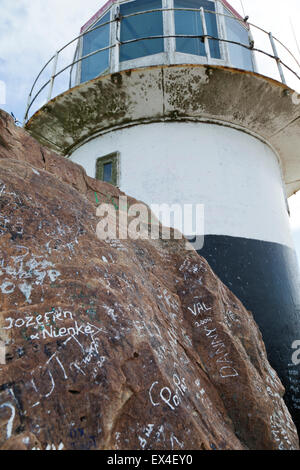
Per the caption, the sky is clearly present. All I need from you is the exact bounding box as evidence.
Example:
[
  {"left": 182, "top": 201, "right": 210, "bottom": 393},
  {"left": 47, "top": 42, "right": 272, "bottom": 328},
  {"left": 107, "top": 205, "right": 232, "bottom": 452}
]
[{"left": 0, "top": 0, "right": 300, "bottom": 260}]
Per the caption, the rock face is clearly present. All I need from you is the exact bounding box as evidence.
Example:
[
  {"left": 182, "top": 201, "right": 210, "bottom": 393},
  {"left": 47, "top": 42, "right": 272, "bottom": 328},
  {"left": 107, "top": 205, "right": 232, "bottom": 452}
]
[{"left": 0, "top": 110, "right": 299, "bottom": 450}]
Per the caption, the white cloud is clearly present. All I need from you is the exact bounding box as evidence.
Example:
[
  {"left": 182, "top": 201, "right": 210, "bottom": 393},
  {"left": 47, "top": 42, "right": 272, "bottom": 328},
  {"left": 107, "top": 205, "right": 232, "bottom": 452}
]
[
  {"left": 0, "top": 0, "right": 106, "bottom": 120},
  {"left": 289, "top": 193, "right": 300, "bottom": 229}
]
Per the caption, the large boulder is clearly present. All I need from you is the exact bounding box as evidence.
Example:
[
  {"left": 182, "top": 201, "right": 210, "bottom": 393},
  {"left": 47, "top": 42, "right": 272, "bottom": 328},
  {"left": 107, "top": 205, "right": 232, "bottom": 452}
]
[{"left": 0, "top": 110, "right": 298, "bottom": 450}]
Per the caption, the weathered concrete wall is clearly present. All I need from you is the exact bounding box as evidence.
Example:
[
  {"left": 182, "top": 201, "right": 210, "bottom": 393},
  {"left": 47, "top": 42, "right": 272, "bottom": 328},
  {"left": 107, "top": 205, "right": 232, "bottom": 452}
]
[
  {"left": 70, "top": 121, "right": 293, "bottom": 247},
  {"left": 25, "top": 65, "right": 300, "bottom": 197}
]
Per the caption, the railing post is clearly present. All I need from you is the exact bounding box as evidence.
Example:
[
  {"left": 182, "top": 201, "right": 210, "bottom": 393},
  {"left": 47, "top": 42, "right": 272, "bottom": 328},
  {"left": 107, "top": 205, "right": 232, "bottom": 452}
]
[
  {"left": 47, "top": 51, "right": 59, "bottom": 102},
  {"left": 248, "top": 28, "right": 258, "bottom": 73},
  {"left": 23, "top": 93, "right": 32, "bottom": 126},
  {"left": 112, "top": 5, "right": 121, "bottom": 73},
  {"left": 200, "top": 7, "right": 211, "bottom": 61},
  {"left": 269, "top": 32, "right": 286, "bottom": 85},
  {"left": 69, "top": 43, "right": 79, "bottom": 89}
]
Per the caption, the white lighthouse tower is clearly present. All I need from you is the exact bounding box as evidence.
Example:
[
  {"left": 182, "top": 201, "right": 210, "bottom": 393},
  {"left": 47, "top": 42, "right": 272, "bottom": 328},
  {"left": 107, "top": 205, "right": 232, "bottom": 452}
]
[{"left": 24, "top": 0, "right": 300, "bottom": 431}]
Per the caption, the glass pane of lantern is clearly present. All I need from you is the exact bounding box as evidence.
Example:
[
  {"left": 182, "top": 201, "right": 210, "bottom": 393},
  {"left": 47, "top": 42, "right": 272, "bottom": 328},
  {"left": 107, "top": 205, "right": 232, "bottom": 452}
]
[
  {"left": 81, "top": 12, "right": 110, "bottom": 83},
  {"left": 120, "top": 0, "right": 164, "bottom": 62},
  {"left": 224, "top": 10, "right": 253, "bottom": 71},
  {"left": 174, "top": 0, "right": 221, "bottom": 59}
]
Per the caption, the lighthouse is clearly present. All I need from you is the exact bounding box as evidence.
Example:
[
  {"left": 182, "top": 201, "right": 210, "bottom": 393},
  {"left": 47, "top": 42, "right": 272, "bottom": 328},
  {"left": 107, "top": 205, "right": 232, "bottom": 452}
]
[{"left": 24, "top": 0, "right": 300, "bottom": 431}]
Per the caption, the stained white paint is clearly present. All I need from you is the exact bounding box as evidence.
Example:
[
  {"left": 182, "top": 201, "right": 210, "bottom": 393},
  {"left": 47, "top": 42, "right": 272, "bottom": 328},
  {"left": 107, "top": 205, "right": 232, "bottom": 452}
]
[{"left": 70, "top": 122, "right": 294, "bottom": 248}]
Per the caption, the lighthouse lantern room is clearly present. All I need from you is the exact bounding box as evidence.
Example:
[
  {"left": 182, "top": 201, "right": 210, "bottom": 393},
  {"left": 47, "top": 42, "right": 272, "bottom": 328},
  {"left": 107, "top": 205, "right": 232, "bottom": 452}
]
[{"left": 78, "top": 0, "right": 254, "bottom": 84}]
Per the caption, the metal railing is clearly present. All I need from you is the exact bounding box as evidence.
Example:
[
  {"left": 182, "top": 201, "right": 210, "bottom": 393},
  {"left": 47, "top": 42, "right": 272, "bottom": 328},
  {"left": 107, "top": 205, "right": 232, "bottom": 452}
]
[{"left": 23, "top": 6, "right": 300, "bottom": 125}]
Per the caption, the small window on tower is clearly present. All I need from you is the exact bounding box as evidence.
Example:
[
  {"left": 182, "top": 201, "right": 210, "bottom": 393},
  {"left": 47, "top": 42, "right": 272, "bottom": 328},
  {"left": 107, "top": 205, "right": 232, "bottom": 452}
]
[
  {"left": 103, "top": 162, "right": 113, "bottom": 182},
  {"left": 96, "top": 152, "right": 119, "bottom": 186}
]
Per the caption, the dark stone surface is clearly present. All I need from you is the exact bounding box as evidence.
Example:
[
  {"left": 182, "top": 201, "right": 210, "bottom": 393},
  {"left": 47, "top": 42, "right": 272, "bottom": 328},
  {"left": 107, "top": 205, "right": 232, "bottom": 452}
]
[{"left": 199, "top": 234, "right": 300, "bottom": 431}]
